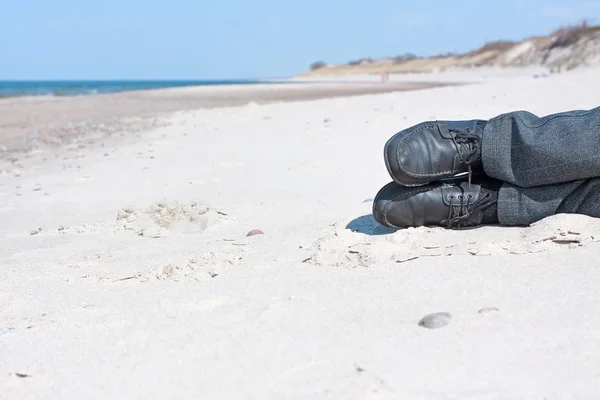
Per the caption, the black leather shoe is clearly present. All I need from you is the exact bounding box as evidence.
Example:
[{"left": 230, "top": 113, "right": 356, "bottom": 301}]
[
  {"left": 384, "top": 120, "right": 486, "bottom": 187},
  {"left": 372, "top": 179, "right": 498, "bottom": 229}
]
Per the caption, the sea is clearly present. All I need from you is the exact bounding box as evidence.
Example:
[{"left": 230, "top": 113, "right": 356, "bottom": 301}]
[{"left": 0, "top": 79, "right": 288, "bottom": 98}]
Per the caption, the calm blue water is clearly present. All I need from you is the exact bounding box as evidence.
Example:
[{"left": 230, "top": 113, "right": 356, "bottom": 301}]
[{"left": 0, "top": 79, "right": 287, "bottom": 98}]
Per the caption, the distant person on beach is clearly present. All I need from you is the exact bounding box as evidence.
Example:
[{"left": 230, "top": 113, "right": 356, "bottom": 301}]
[{"left": 372, "top": 106, "right": 600, "bottom": 229}]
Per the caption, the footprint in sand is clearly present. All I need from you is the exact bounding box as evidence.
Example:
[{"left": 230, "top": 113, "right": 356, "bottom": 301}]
[
  {"left": 143, "top": 251, "right": 243, "bottom": 282},
  {"left": 57, "top": 221, "right": 114, "bottom": 235}
]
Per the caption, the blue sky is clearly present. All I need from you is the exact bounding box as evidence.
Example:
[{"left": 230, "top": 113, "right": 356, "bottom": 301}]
[{"left": 1, "top": 0, "right": 599, "bottom": 79}]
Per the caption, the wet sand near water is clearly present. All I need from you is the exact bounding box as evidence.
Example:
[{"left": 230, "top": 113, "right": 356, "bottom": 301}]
[{"left": 0, "top": 81, "right": 456, "bottom": 154}]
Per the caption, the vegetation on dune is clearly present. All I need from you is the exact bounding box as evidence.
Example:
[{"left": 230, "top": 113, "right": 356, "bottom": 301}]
[
  {"left": 306, "top": 20, "right": 600, "bottom": 73},
  {"left": 309, "top": 61, "right": 327, "bottom": 70},
  {"left": 392, "top": 53, "right": 418, "bottom": 63},
  {"left": 548, "top": 20, "right": 597, "bottom": 49},
  {"left": 347, "top": 57, "right": 374, "bottom": 66}
]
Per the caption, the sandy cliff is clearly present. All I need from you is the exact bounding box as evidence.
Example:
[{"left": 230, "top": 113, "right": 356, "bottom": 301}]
[{"left": 299, "top": 24, "right": 600, "bottom": 77}]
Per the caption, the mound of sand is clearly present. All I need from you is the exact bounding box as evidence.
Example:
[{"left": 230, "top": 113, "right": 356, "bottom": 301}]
[
  {"left": 309, "top": 214, "right": 600, "bottom": 268},
  {"left": 116, "top": 200, "right": 233, "bottom": 238}
]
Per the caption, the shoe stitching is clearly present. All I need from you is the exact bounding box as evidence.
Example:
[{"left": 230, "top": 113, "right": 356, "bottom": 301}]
[
  {"left": 382, "top": 186, "right": 432, "bottom": 228},
  {"left": 392, "top": 122, "right": 455, "bottom": 179}
]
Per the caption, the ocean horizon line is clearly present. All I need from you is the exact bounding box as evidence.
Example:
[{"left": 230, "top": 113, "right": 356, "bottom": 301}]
[{"left": 0, "top": 78, "right": 297, "bottom": 98}]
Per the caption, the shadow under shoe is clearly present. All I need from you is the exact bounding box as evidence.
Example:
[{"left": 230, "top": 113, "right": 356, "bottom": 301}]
[
  {"left": 372, "top": 179, "right": 498, "bottom": 229},
  {"left": 384, "top": 120, "right": 486, "bottom": 187}
]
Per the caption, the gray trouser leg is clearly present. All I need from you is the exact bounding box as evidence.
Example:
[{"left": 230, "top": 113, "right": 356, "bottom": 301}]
[
  {"left": 482, "top": 106, "right": 600, "bottom": 188},
  {"left": 498, "top": 179, "right": 600, "bottom": 226}
]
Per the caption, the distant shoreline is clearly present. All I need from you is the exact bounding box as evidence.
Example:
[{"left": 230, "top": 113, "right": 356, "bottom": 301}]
[
  {"left": 0, "top": 80, "right": 456, "bottom": 154},
  {"left": 0, "top": 79, "right": 301, "bottom": 98}
]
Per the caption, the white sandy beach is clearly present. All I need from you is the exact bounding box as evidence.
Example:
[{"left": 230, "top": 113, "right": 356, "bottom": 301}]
[{"left": 2, "top": 67, "right": 600, "bottom": 399}]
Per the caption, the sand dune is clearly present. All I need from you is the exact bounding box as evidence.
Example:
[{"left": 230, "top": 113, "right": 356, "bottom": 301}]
[{"left": 300, "top": 24, "right": 600, "bottom": 77}]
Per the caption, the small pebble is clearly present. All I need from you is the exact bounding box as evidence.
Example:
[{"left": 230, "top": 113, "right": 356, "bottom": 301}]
[
  {"left": 246, "top": 229, "right": 264, "bottom": 237},
  {"left": 30, "top": 227, "right": 42, "bottom": 236},
  {"left": 418, "top": 312, "right": 452, "bottom": 329},
  {"left": 478, "top": 307, "right": 500, "bottom": 314}
]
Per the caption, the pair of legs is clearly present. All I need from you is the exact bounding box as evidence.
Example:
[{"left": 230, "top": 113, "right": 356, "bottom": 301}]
[{"left": 373, "top": 106, "right": 600, "bottom": 228}]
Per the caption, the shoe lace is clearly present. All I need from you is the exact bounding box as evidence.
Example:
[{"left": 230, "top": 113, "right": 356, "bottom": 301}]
[
  {"left": 448, "top": 129, "right": 482, "bottom": 185},
  {"left": 442, "top": 188, "right": 497, "bottom": 229}
]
